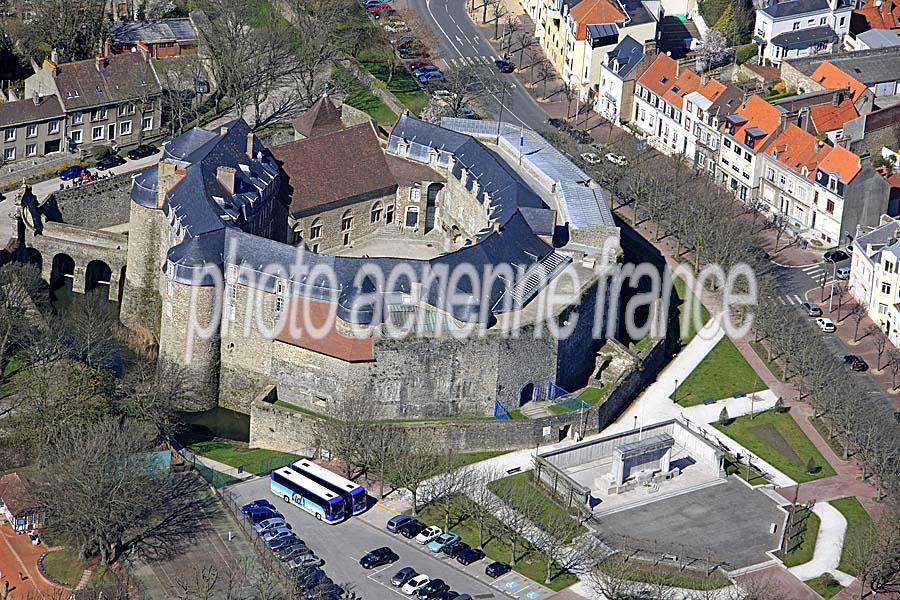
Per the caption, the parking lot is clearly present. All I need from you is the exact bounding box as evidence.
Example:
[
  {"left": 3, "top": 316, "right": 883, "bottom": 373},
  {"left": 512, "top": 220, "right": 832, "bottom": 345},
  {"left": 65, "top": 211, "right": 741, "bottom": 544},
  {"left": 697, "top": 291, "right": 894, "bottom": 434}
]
[{"left": 227, "top": 478, "right": 556, "bottom": 599}]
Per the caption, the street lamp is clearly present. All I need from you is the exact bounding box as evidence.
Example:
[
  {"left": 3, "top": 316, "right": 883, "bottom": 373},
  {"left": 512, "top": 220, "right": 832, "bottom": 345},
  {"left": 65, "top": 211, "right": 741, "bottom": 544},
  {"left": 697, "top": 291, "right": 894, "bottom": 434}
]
[
  {"left": 673, "top": 378, "right": 678, "bottom": 405},
  {"left": 828, "top": 259, "right": 838, "bottom": 312}
]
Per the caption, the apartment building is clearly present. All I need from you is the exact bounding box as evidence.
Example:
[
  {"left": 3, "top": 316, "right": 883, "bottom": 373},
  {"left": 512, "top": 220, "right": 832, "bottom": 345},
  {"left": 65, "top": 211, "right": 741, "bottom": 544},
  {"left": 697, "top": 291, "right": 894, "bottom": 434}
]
[
  {"left": 717, "top": 95, "right": 784, "bottom": 202},
  {"left": 681, "top": 79, "right": 743, "bottom": 172},
  {"left": 632, "top": 53, "right": 701, "bottom": 156},
  {"left": 753, "top": 0, "right": 853, "bottom": 65},
  {"left": 25, "top": 51, "right": 162, "bottom": 151},
  {"left": 849, "top": 218, "right": 900, "bottom": 345},
  {"left": 0, "top": 95, "right": 65, "bottom": 164},
  {"left": 595, "top": 35, "right": 645, "bottom": 124}
]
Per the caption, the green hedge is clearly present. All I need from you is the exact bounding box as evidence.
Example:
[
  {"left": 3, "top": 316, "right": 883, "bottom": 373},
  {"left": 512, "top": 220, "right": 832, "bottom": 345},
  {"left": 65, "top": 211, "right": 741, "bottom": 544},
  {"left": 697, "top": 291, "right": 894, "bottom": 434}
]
[{"left": 735, "top": 43, "right": 758, "bottom": 65}]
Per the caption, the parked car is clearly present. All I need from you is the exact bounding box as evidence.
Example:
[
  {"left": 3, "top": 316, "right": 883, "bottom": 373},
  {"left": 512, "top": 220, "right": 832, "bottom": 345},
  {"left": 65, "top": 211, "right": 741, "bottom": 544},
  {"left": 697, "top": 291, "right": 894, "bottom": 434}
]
[
  {"left": 844, "top": 355, "right": 869, "bottom": 371},
  {"left": 801, "top": 302, "right": 822, "bottom": 317},
  {"left": 494, "top": 58, "right": 514, "bottom": 73},
  {"left": 127, "top": 144, "right": 159, "bottom": 160},
  {"left": 360, "top": 546, "right": 399, "bottom": 569},
  {"left": 384, "top": 21, "right": 409, "bottom": 32},
  {"left": 58, "top": 165, "right": 88, "bottom": 180},
  {"left": 305, "top": 583, "right": 343, "bottom": 600},
  {"left": 255, "top": 517, "right": 290, "bottom": 533},
  {"left": 401, "top": 574, "right": 430, "bottom": 595},
  {"left": 460, "top": 107, "right": 481, "bottom": 120},
  {"left": 297, "top": 568, "right": 330, "bottom": 590},
  {"left": 408, "top": 61, "right": 432, "bottom": 71},
  {"left": 248, "top": 508, "right": 282, "bottom": 524},
  {"left": 269, "top": 534, "right": 301, "bottom": 552},
  {"left": 605, "top": 152, "right": 628, "bottom": 166},
  {"left": 815, "top": 317, "right": 836, "bottom": 332},
  {"left": 417, "top": 579, "right": 449, "bottom": 599},
  {"left": 96, "top": 154, "right": 126, "bottom": 170},
  {"left": 434, "top": 592, "right": 460, "bottom": 600},
  {"left": 427, "top": 532, "right": 460, "bottom": 553},
  {"left": 836, "top": 266, "right": 850, "bottom": 280},
  {"left": 415, "top": 525, "right": 442, "bottom": 544},
  {"left": 441, "top": 541, "right": 470, "bottom": 558},
  {"left": 455, "top": 548, "right": 485, "bottom": 565},
  {"left": 263, "top": 526, "right": 293, "bottom": 542},
  {"left": 566, "top": 128, "right": 591, "bottom": 143},
  {"left": 824, "top": 249, "right": 850, "bottom": 263},
  {"left": 276, "top": 543, "right": 311, "bottom": 561},
  {"left": 242, "top": 499, "right": 274, "bottom": 515},
  {"left": 455, "top": 595, "right": 473, "bottom": 600},
  {"left": 392, "top": 567, "right": 418, "bottom": 587},
  {"left": 546, "top": 117, "right": 565, "bottom": 128},
  {"left": 387, "top": 514, "right": 415, "bottom": 533},
  {"left": 580, "top": 152, "right": 602, "bottom": 164},
  {"left": 418, "top": 71, "right": 444, "bottom": 82},
  {"left": 432, "top": 89, "right": 456, "bottom": 102},
  {"left": 398, "top": 520, "right": 427, "bottom": 538},
  {"left": 288, "top": 554, "right": 324, "bottom": 570},
  {"left": 485, "top": 561, "right": 511, "bottom": 578},
  {"left": 413, "top": 65, "right": 441, "bottom": 76}
]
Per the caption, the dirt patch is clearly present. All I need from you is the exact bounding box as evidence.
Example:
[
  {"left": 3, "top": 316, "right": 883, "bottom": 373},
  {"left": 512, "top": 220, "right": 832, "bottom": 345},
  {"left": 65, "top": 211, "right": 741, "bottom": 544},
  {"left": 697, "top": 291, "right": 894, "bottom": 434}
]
[{"left": 750, "top": 423, "right": 802, "bottom": 465}]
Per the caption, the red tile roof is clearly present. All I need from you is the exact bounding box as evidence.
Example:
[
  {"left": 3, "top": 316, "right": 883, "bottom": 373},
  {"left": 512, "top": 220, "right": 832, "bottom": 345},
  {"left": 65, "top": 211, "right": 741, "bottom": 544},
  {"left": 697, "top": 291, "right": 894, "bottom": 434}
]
[
  {"left": 569, "top": 0, "right": 627, "bottom": 40},
  {"left": 274, "top": 298, "right": 375, "bottom": 362},
  {"left": 765, "top": 125, "right": 831, "bottom": 180},
  {"left": 810, "top": 61, "right": 868, "bottom": 103},
  {"left": 809, "top": 99, "right": 859, "bottom": 133},
  {"left": 819, "top": 144, "right": 862, "bottom": 183},
  {"left": 853, "top": 0, "right": 900, "bottom": 29},
  {"left": 636, "top": 54, "right": 701, "bottom": 108},
  {"left": 721, "top": 95, "right": 783, "bottom": 151},
  {"left": 0, "top": 473, "right": 37, "bottom": 517}
]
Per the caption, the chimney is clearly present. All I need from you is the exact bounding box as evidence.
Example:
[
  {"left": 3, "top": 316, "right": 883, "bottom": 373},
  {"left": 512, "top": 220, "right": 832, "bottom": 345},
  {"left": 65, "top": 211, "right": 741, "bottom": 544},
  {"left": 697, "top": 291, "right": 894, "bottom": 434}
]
[
  {"left": 644, "top": 39, "right": 657, "bottom": 58},
  {"left": 701, "top": 72, "right": 709, "bottom": 85},
  {"left": 31, "top": 92, "right": 41, "bottom": 106},
  {"left": 156, "top": 161, "right": 184, "bottom": 210},
  {"left": 220, "top": 126, "right": 229, "bottom": 137},
  {"left": 217, "top": 166, "right": 237, "bottom": 195},
  {"left": 675, "top": 59, "right": 681, "bottom": 77},
  {"left": 246, "top": 132, "right": 255, "bottom": 159}
]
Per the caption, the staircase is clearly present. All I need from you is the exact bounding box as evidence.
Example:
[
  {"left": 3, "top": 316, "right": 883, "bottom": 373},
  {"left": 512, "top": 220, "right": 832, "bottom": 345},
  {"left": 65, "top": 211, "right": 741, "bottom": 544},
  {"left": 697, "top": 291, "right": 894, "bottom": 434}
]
[{"left": 505, "top": 252, "right": 570, "bottom": 308}]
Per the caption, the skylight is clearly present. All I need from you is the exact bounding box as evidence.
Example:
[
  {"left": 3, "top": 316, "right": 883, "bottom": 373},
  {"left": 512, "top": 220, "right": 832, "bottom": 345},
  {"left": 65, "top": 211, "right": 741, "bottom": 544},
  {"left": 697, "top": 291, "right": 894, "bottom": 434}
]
[
  {"left": 660, "top": 76, "right": 669, "bottom": 84},
  {"left": 672, "top": 85, "right": 680, "bottom": 93}
]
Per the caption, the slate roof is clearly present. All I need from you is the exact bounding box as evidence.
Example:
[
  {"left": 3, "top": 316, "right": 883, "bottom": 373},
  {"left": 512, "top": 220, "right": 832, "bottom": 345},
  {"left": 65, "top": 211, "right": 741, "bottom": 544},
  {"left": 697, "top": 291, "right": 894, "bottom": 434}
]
[
  {"left": 856, "top": 28, "right": 900, "bottom": 48},
  {"left": 760, "top": 0, "right": 847, "bottom": 19},
  {"left": 605, "top": 35, "right": 644, "bottom": 79},
  {"left": 0, "top": 95, "right": 64, "bottom": 127},
  {"left": 273, "top": 122, "right": 396, "bottom": 215},
  {"left": 770, "top": 26, "right": 839, "bottom": 48},
  {"left": 109, "top": 18, "right": 197, "bottom": 45},
  {"left": 784, "top": 46, "right": 900, "bottom": 85},
  {"left": 52, "top": 52, "right": 162, "bottom": 111},
  {"left": 292, "top": 95, "right": 344, "bottom": 139}
]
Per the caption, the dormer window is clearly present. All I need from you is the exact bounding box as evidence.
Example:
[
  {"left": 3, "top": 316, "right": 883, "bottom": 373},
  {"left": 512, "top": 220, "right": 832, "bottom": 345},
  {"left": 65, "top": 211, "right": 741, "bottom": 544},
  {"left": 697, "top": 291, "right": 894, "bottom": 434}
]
[
  {"left": 460, "top": 167, "right": 468, "bottom": 185},
  {"left": 828, "top": 176, "right": 837, "bottom": 192},
  {"left": 398, "top": 139, "right": 409, "bottom": 157}
]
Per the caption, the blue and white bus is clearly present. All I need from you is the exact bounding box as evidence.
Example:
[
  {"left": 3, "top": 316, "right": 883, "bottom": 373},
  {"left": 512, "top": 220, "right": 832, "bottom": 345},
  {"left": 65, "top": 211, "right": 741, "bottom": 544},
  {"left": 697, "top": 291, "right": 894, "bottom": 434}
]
[
  {"left": 290, "top": 459, "right": 368, "bottom": 515},
  {"left": 270, "top": 467, "right": 346, "bottom": 524}
]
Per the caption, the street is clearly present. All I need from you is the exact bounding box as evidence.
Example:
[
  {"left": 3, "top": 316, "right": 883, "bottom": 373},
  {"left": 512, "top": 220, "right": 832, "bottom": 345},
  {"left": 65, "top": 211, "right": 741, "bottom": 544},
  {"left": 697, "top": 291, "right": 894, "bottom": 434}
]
[{"left": 405, "top": 0, "right": 552, "bottom": 130}]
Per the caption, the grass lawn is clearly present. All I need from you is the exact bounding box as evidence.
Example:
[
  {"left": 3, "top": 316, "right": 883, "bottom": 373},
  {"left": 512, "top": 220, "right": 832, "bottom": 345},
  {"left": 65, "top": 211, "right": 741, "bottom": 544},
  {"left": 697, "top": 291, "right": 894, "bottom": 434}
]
[
  {"left": 675, "top": 336, "right": 766, "bottom": 406},
  {"left": 506, "top": 409, "right": 529, "bottom": 420},
  {"left": 806, "top": 574, "right": 845, "bottom": 599},
  {"left": 414, "top": 496, "right": 578, "bottom": 591},
  {"left": 548, "top": 386, "right": 610, "bottom": 414},
  {"left": 359, "top": 50, "right": 429, "bottom": 114},
  {"left": 723, "top": 454, "right": 768, "bottom": 485},
  {"left": 831, "top": 496, "right": 875, "bottom": 576},
  {"left": 749, "top": 340, "right": 785, "bottom": 382},
  {"left": 88, "top": 565, "right": 118, "bottom": 588},
  {"left": 673, "top": 276, "right": 710, "bottom": 344},
  {"left": 778, "top": 508, "right": 820, "bottom": 567},
  {"left": 42, "top": 550, "right": 87, "bottom": 586},
  {"left": 599, "top": 558, "right": 730, "bottom": 590},
  {"left": 487, "top": 472, "right": 585, "bottom": 542},
  {"left": 452, "top": 450, "right": 508, "bottom": 468},
  {"left": 178, "top": 437, "right": 300, "bottom": 476},
  {"left": 712, "top": 410, "right": 836, "bottom": 483}
]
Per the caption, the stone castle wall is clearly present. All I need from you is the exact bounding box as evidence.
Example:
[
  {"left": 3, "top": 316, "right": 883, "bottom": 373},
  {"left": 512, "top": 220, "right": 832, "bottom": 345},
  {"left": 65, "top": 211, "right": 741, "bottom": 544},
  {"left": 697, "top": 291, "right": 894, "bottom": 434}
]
[{"left": 40, "top": 174, "right": 133, "bottom": 228}]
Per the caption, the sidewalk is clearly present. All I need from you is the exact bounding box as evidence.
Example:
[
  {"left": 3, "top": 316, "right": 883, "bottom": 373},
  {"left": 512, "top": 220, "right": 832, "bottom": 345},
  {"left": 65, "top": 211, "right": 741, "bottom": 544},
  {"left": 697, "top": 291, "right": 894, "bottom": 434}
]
[{"left": 787, "top": 502, "right": 854, "bottom": 586}]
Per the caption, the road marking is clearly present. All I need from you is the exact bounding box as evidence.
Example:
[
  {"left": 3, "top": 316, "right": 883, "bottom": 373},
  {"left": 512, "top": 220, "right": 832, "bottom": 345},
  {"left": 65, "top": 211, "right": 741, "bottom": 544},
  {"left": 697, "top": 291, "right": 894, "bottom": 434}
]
[
  {"left": 793, "top": 294, "right": 803, "bottom": 304},
  {"left": 448, "top": 13, "right": 456, "bottom": 22}
]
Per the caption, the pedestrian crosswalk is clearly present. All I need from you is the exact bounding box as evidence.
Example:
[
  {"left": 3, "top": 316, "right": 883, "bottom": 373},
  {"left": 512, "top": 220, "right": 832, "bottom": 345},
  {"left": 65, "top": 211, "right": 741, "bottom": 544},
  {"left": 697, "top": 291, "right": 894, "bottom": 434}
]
[
  {"left": 445, "top": 55, "right": 497, "bottom": 68},
  {"left": 779, "top": 294, "right": 806, "bottom": 306},
  {"left": 800, "top": 263, "right": 827, "bottom": 281}
]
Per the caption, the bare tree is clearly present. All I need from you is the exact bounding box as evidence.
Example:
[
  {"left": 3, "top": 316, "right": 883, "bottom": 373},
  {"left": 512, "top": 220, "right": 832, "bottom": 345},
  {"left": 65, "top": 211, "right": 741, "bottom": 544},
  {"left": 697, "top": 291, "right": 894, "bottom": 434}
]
[
  {"left": 696, "top": 29, "right": 731, "bottom": 72},
  {"left": 537, "top": 60, "right": 555, "bottom": 99},
  {"left": 490, "top": 473, "right": 543, "bottom": 565},
  {"left": 888, "top": 347, "right": 900, "bottom": 389},
  {"left": 532, "top": 510, "right": 582, "bottom": 584},
  {"left": 850, "top": 302, "right": 867, "bottom": 341},
  {"left": 420, "top": 458, "right": 477, "bottom": 532},
  {"left": 869, "top": 325, "right": 888, "bottom": 370},
  {"left": 15, "top": 0, "right": 107, "bottom": 62},
  {"left": 0, "top": 262, "right": 45, "bottom": 375},
  {"left": 385, "top": 441, "right": 443, "bottom": 515},
  {"left": 772, "top": 213, "right": 791, "bottom": 252}
]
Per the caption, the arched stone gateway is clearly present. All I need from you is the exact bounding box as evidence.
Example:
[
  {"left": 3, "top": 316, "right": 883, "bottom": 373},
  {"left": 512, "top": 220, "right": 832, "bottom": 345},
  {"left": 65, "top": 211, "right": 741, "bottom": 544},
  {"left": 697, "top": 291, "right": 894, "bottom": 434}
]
[
  {"left": 85, "top": 260, "right": 113, "bottom": 296},
  {"left": 519, "top": 382, "right": 536, "bottom": 407},
  {"left": 50, "top": 253, "right": 75, "bottom": 288}
]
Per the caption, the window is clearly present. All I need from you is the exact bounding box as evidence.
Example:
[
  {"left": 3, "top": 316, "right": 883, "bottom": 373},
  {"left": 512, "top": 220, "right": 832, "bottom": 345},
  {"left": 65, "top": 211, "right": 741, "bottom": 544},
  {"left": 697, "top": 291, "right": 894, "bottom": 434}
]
[
  {"left": 410, "top": 186, "right": 421, "bottom": 202},
  {"left": 793, "top": 21, "right": 800, "bottom": 30},
  {"left": 839, "top": 16, "right": 845, "bottom": 26},
  {"left": 371, "top": 202, "right": 383, "bottom": 223},
  {"left": 766, "top": 167, "right": 775, "bottom": 181},
  {"left": 91, "top": 108, "right": 108, "bottom": 121},
  {"left": 71, "top": 129, "right": 83, "bottom": 143},
  {"left": 119, "top": 120, "right": 132, "bottom": 136},
  {"left": 92, "top": 126, "right": 104, "bottom": 141},
  {"left": 385, "top": 204, "right": 394, "bottom": 224},
  {"left": 744, "top": 150, "right": 751, "bottom": 161},
  {"left": 886, "top": 261, "right": 895, "bottom": 274},
  {"left": 828, "top": 176, "right": 837, "bottom": 192},
  {"left": 120, "top": 103, "right": 135, "bottom": 116},
  {"left": 3, "top": 128, "right": 14, "bottom": 142},
  {"left": 698, "top": 154, "right": 705, "bottom": 168},
  {"left": 25, "top": 144, "right": 36, "bottom": 157},
  {"left": 807, "top": 18, "right": 814, "bottom": 25},
  {"left": 25, "top": 124, "right": 37, "bottom": 138},
  {"left": 3, "top": 148, "right": 13, "bottom": 161},
  {"left": 882, "top": 282, "right": 892, "bottom": 295},
  {"left": 826, "top": 199, "right": 835, "bottom": 213},
  {"left": 798, "top": 187, "right": 806, "bottom": 200},
  {"left": 820, "top": 16, "right": 826, "bottom": 24},
  {"left": 309, "top": 220, "right": 322, "bottom": 240},
  {"left": 723, "top": 138, "right": 731, "bottom": 148},
  {"left": 72, "top": 111, "right": 83, "bottom": 125},
  {"left": 48, "top": 119, "right": 60, "bottom": 134},
  {"left": 142, "top": 116, "right": 153, "bottom": 131},
  {"left": 879, "top": 303, "right": 888, "bottom": 315},
  {"left": 341, "top": 211, "right": 353, "bottom": 232}
]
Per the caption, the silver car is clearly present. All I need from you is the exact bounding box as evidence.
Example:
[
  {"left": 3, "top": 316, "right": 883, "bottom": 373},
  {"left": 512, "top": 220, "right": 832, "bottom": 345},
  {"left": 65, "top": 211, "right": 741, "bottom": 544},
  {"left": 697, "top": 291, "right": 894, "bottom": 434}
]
[
  {"left": 255, "top": 517, "right": 289, "bottom": 534},
  {"left": 288, "top": 554, "right": 324, "bottom": 570}
]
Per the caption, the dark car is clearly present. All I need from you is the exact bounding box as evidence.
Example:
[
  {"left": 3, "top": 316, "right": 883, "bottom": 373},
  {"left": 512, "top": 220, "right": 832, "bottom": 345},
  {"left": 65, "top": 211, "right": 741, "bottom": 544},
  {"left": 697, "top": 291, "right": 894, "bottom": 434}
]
[
  {"left": 417, "top": 579, "right": 449, "bottom": 599},
  {"left": 442, "top": 541, "right": 470, "bottom": 558},
  {"left": 456, "top": 548, "right": 485, "bottom": 565},
  {"left": 398, "top": 519, "right": 427, "bottom": 538},
  {"left": 546, "top": 118, "right": 565, "bottom": 128},
  {"left": 268, "top": 534, "right": 301, "bottom": 551},
  {"left": 96, "top": 154, "right": 126, "bottom": 170},
  {"left": 360, "top": 546, "right": 399, "bottom": 569},
  {"left": 306, "top": 583, "right": 343, "bottom": 599},
  {"left": 434, "top": 591, "right": 460, "bottom": 600},
  {"left": 801, "top": 302, "right": 823, "bottom": 317},
  {"left": 127, "top": 144, "right": 159, "bottom": 160},
  {"left": 297, "top": 568, "right": 329, "bottom": 589},
  {"left": 58, "top": 165, "right": 88, "bottom": 180},
  {"left": 248, "top": 508, "right": 282, "bottom": 524},
  {"left": 844, "top": 355, "right": 869, "bottom": 371},
  {"left": 494, "top": 58, "right": 514, "bottom": 73},
  {"left": 391, "top": 566, "right": 417, "bottom": 587},
  {"left": 241, "top": 498, "right": 274, "bottom": 515},
  {"left": 387, "top": 514, "right": 415, "bottom": 533},
  {"left": 485, "top": 561, "right": 511, "bottom": 578},
  {"left": 276, "top": 542, "right": 310, "bottom": 560},
  {"left": 824, "top": 250, "right": 850, "bottom": 263}
]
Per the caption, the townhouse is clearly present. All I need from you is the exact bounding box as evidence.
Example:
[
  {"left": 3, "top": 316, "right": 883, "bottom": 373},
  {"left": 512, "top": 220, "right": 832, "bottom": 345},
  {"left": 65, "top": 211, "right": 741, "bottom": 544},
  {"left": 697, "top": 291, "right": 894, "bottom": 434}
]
[
  {"left": 0, "top": 94, "right": 65, "bottom": 164},
  {"left": 24, "top": 51, "right": 163, "bottom": 152},
  {"left": 753, "top": 0, "right": 853, "bottom": 65},
  {"left": 716, "top": 95, "right": 784, "bottom": 202},
  {"left": 849, "top": 218, "right": 900, "bottom": 345},
  {"left": 681, "top": 79, "right": 743, "bottom": 173},
  {"left": 595, "top": 35, "right": 645, "bottom": 124},
  {"left": 631, "top": 52, "right": 701, "bottom": 156},
  {"left": 845, "top": 0, "right": 900, "bottom": 50}
]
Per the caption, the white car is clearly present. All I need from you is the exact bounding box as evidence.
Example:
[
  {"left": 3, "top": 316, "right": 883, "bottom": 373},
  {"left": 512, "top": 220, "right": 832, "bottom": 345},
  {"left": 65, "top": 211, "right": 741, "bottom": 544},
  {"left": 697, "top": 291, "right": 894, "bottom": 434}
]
[
  {"left": 401, "top": 574, "right": 430, "bottom": 595},
  {"left": 580, "top": 152, "right": 602, "bottom": 164},
  {"left": 836, "top": 266, "right": 850, "bottom": 280},
  {"left": 815, "top": 317, "right": 836, "bottom": 332},
  {"left": 384, "top": 22, "right": 408, "bottom": 32},
  {"left": 415, "top": 525, "right": 442, "bottom": 544},
  {"left": 605, "top": 152, "right": 628, "bottom": 166}
]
